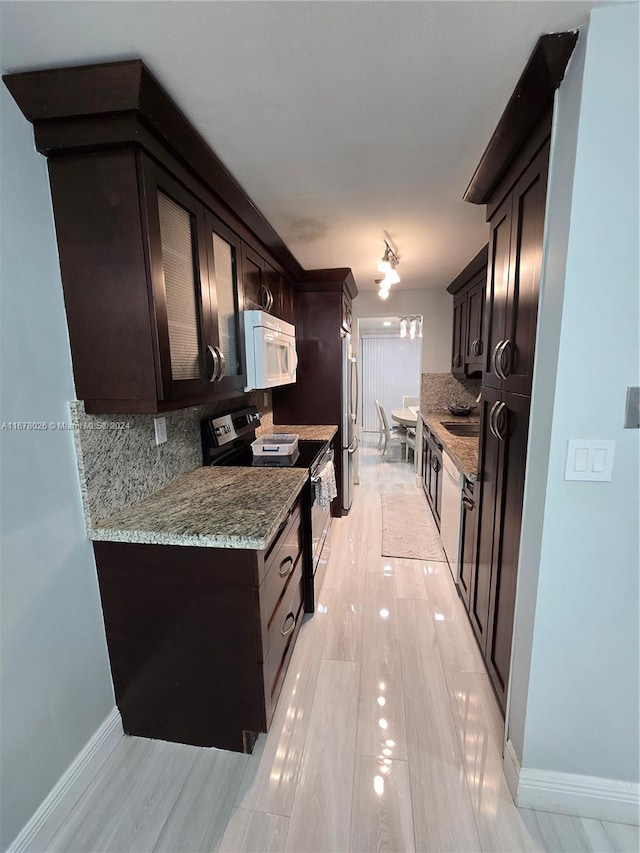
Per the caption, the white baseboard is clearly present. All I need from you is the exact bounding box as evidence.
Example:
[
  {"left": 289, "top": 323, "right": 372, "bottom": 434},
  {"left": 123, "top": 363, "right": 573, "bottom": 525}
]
[
  {"left": 7, "top": 707, "right": 123, "bottom": 853},
  {"left": 504, "top": 738, "right": 640, "bottom": 826}
]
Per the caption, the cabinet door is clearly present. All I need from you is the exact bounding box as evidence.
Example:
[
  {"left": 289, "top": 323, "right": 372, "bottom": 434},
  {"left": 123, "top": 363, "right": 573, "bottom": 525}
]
[
  {"left": 485, "top": 391, "right": 530, "bottom": 712},
  {"left": 421, "top": 432, "right": 430, "bottom": 497},
  {"left": 502, "top": 142, "right": 550, "bottom": 396},
  {"left": 458, "top": 484, "right": 477, "bottom": 612},
  {"left": 142, "top": 159, "right": 214, "bottom": 403},
  {"left": 280, "top": 279, "right": 296, "bottom": 326},
  {"left": 265, "top": 262, "right": 283, "bottom": 318},
  {"left": 483, "top": 196, "right": 512, "bottom": 390},
  {"left": 464, "top": 276, "right": 486, "bottom": 375},
  {"left": 204, "top": 211, "right": 245, "bottom": 394},
  {"left": 451, "top": 297, "right": 467, "bottom": 376},
  {"left": 470, "top": 386, "right": 502, "bottom": 650},
  {"left": 241, "top": 244, "right": 267, "bottom": 312}
]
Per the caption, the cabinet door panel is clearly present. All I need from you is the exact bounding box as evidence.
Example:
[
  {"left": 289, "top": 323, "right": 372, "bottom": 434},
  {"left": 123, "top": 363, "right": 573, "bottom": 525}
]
[
  {"left": 486, "top": 391, "right": 530, "bottom": 712},
  {"left": 265, "top": 262, "right": 283, "bottom": 318},
  {"left": 451, "top": 298, "right": 467, "bottom": 375},
  {"left": 204, "top": 211, "right": 245, "bottom": 394},
  {"left": 280, "top": 279, "right": 297, "bottom": 326},
  {"left": 471, "top": 387, "right": 502, "bottom": 650},
  {"left": 464, "top": 277, "right": 486, "bottom": 374},
  {"left": 483, "top": 198, "right": 512, "bottom": 389},
  {"left": 503, "top": 143, "right": 550, "bottom": 395},
  {"left": 142, "top": 158, "right": 214, "bottom": 402},
  {"left": 458, "top": 484, "right": 476, "bottom": 612},
  {"left": 240, "top": 244, "right": 266, "bottom": 312}
]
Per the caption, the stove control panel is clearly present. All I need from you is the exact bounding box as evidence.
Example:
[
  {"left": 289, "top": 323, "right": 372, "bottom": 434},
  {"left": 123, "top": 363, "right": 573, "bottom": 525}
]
[{"left": 201, "top": 406, "right": 262, "bottom": 454}]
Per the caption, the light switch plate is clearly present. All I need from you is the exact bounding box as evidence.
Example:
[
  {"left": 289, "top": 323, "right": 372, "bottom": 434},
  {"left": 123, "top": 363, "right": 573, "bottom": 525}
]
[
  {"left": 624, "top": 386, "right": 640, "bottom": 428},
  {"left": 565, "top": 439, "right": 615, "bottom": 481},
  {"left": 154, "top": 416, "right": 167, "bottom": 446}
]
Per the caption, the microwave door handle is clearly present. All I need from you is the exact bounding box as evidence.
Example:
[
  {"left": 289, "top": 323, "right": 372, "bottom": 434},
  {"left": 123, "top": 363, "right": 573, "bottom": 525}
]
[{"left": 291, "top": 344, "right": 298, "bottom": 375}]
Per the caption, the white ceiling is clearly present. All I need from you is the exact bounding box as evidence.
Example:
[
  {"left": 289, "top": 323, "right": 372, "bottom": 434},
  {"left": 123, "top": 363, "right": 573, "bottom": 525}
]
[{"left": 0, "top": 0, "right": 601, "bottom": 293}]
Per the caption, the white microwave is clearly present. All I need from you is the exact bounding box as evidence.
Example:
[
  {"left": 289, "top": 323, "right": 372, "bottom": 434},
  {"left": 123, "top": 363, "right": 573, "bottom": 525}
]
[{"left": 242, "top": 310, "right": 298, "bottom": 391}]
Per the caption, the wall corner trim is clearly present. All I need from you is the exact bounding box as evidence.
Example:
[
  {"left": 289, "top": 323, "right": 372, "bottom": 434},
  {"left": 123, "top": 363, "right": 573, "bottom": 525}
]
[
  {"left": 6, "top": 707, "right": 123, "bottom": 853},
  {"left": 504, "top": 739, "right": 640, "bottom": 826}
]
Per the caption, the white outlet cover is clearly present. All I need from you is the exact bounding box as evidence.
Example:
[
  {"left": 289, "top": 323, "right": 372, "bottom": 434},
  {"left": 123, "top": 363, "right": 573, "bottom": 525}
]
[
  {"left": 154, "top": 416, "right": 167, "bottom": 446},
  {"left": 565, "top": 439, "right": 615, "bottom": 481}
]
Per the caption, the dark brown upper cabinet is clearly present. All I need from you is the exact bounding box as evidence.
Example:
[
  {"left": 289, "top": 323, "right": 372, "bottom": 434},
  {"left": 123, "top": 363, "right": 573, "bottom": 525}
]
[
  {"left": 483, "top": 142, "right": 549, "bottom": 396},
  {"left": 46, "top": 151, "right": 245, "bottom": 413},
  {"left": 3, "top": 59, "right": 304, "bottom": 414},
  {"left": 240, "top": 246, "right": 296, "bottom": 324},
  {"left": 447, "top": 245, "right": 488, "bottom": 377}
]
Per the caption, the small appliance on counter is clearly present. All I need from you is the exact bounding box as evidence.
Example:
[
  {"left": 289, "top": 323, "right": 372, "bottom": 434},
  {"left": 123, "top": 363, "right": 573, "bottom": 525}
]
[
  {"left": 201, "top": 406, "right": 333, "bottom": 611},
  {"left": 242, "top": 310, "right": 297, "bottom": 391}
]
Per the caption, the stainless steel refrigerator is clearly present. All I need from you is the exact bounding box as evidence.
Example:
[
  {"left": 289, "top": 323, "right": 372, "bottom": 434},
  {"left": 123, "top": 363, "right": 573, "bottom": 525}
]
[{"left": 341, "top": 332, "right": 359, "bottom": 512}]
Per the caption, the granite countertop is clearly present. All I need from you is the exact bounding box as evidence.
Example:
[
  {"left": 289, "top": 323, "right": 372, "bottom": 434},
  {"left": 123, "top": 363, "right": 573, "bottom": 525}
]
[
  {"left": 273, "top": 424, "right": 338, "bottom": 441},
  {"left": 91, "top": 467, "right": 308, "bottom": 550},
  {"left": 422, "top": 412, "right": 480, "bottom": 481}
]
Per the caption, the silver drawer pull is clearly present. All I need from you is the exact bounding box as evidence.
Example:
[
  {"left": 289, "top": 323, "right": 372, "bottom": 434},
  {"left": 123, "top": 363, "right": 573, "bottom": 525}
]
[
  {"left": 279, "top": 556, "right": 294, "bottom": 578},
  {"left": 281, "top": 612, "right": 296, "bottom": 637}
]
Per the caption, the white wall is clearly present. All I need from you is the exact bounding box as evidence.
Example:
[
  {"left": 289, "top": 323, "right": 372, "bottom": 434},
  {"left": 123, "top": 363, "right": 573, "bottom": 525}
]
[
  {"left": 353, "top": 288, "right": 453, "bottom": 373},
  {"left": 0, "top": 89, "right": 115, "bottom": 849},
  {"left": 510, "top": 2, "right": 639, "bottom": 787}
]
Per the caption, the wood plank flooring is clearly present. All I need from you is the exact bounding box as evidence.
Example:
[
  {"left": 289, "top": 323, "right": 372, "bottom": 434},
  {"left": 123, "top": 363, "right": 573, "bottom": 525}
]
[{"left": 45, "top": 435, "right": 640, "bottom": 852}]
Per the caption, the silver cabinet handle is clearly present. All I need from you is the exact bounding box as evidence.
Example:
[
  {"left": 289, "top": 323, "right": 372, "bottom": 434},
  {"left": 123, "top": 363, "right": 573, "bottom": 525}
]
[
  {"left": 472, "top": 339, "right": 483, "bottom": 357},
  {"left": 206, "top": 345, "right": 219, "bottom": 382},
  {"left": 494, "top": 340, "right": 509, "bottom": 380},
  {"left": 348, "top": 436, "right": 359, "bottom": 455},
  {"left": 259, "top": 285, "right": 274, "bottom": 312},
  {"left": 488, "top": 400, "right": 501, "bottom": 440},
  {"left": 499, "top": 339, "right": 511, "bottom": 378},
  {"left": 281, "top": 612, "right": 296, "bottom": 637},
  {"left": 491, "top": 341, "right": 504, "bottom": 377},
  {"left": 495, "top": 401, "right": 507, "bottom": 441},
  {"left": 279, "top": 556, "right": 293, "bottom": 578},
  {"left": 453, "top": 353, "right": 462, "bottom": 368},
  {"left": 216, "top": 347, "right": 226, "bottom": 379}
]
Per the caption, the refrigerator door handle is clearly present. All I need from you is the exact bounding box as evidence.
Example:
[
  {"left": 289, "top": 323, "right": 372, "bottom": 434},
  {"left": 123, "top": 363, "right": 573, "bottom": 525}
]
[{"left": 348, "top": 436, "right": 359, "bottom": 454}]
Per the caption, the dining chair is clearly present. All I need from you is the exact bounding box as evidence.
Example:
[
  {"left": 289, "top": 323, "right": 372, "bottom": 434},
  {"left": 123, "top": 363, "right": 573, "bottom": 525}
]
[
  {"left": 404, "top": 428, "right": 416, "bottom": 462},
  {"left": 376, "top": 400, "right": 405, "bottom": 458}
]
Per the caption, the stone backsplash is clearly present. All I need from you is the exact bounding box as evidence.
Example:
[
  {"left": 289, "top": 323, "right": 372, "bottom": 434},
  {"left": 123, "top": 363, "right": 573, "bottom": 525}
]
[
  {"left": 421, "top": 372, "right": 481, "bottom": 414},
  {"left": 71, "top": 391, "right": 271, "bottom": 529}
]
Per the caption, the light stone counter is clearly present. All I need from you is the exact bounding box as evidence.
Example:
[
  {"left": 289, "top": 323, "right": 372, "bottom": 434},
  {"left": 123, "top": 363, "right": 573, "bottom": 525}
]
[
  {"left": 272, "top": 424, "right": 338, "bottom": 441},
  {"left": 91, "top": 467, "right": 308, "bottom": 550},
  {"left": 422, "top": 413, "right": 480, "bottom": 481}
]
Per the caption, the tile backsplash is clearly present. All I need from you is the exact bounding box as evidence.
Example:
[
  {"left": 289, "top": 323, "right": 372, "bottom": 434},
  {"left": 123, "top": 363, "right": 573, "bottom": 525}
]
[
  {"left": 72, "top": 391, "right": 271, "bottom": 529},
  {"left": 421, "top": 373, "right": 481, "bottom": 414}
]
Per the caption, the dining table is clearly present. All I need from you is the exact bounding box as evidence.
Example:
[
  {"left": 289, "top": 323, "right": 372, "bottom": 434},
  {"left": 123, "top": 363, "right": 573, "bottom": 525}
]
[{"left": 391, "top": 405, "right": 419, "bottom": 428}]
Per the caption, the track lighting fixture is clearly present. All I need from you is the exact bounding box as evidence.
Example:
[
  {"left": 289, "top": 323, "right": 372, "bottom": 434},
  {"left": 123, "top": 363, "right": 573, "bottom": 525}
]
[{"left": 376, "top": 239, "right": 401, "bottom": 298}]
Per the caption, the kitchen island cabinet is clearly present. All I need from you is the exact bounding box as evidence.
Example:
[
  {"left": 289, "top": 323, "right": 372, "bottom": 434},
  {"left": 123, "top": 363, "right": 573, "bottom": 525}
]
[{"left": 91, "top": 467, "right": 308, "bottom": 752}]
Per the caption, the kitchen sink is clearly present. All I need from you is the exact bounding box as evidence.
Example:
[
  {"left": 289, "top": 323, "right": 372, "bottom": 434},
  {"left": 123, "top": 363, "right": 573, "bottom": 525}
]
[{"left": 442, "top": 422, "right": 480, "bottom": 437}]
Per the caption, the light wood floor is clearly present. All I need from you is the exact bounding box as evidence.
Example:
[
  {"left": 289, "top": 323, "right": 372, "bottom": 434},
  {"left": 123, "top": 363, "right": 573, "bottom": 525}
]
[{"left": 46, "top": 435, "right": 640, "bottom": 852}]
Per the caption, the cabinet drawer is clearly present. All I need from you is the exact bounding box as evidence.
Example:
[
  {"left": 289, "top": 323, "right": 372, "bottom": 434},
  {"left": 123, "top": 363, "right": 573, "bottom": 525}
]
[
  {"left": 262, "top": 503, "right": 302, "bottom": 595},
  {"left": 262, "top": 561, "right": 304, "bottom": 720}
]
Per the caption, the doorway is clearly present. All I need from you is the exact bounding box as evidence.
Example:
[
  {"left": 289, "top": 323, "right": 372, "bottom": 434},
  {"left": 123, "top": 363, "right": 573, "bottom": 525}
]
[{"left": 358, "top": 316, "right": 422, "bottom": 433}]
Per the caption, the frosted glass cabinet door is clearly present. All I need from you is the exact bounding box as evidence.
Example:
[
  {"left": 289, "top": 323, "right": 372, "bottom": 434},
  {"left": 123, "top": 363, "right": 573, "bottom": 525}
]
[
  {"left": 157, "top": 190, "right": 205, "bottom": 381},
  {"left": 205, "top": 211, "right": 243, "bottom": 389}
]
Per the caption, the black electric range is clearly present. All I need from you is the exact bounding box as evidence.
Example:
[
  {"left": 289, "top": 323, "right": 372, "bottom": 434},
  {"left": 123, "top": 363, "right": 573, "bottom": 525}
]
[{"left": 201, "top": 406, "right": 333, "bottom": 612}]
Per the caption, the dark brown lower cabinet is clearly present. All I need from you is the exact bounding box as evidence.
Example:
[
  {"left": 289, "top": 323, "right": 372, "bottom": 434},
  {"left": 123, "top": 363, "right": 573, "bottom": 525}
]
[
  {"left": 457, "top": 478, "right": 476, "bottom": 613},
  {"left": 471, "top": 387, "right": 530, "bottom": 713},
  {"left": 421, "top": 423, "right": 442, "bottom": 528},
  {"left": 93, "top": 498, "right": 305, "bottom": 752}
]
